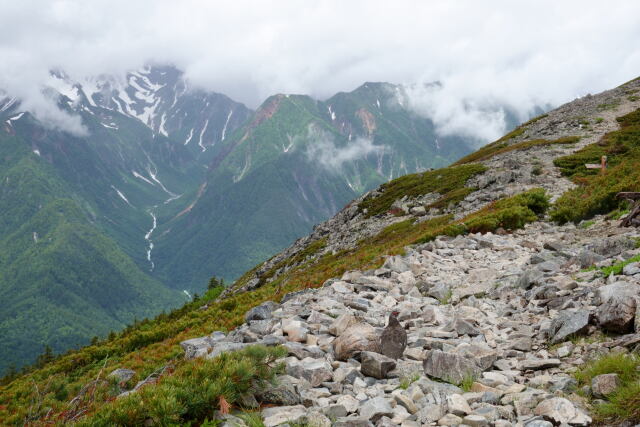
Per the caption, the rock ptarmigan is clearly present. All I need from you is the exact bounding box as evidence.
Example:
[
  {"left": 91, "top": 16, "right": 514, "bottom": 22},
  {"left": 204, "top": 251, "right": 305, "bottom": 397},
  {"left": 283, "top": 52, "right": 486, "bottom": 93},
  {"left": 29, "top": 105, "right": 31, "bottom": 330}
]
[{"left": 380, "top": 311, "right": 407, "bottom": 360}]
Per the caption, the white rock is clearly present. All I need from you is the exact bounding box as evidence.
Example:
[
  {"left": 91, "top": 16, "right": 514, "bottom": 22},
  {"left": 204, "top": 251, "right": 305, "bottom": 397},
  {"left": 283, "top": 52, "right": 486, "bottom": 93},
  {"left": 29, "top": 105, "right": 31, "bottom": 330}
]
[
  {"left": 437, "top": 413, "right": 463, "bottom": 426},
  {"left": 360, "top": 396, "right": 393, "bottom": 422},
  {"left": 336, "top": 394, "right": 360, "bottom": 413},
  {"left": 261, "top": 405, "right": 307, "bottom": 427},
  {"left": 533, "top": 397, "right": 591, "bottom": 426},
  {"left": 446, "top": 393, "right": 472, "bottom": 415}
]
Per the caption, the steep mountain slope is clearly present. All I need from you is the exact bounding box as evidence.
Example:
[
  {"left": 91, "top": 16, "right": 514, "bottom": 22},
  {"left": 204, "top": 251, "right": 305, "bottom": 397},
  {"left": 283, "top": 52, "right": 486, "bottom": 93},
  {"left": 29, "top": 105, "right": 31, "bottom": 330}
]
[
  {"left": 0, "top": 69, "right": 253, "bottom": 373},
  {"left": 1, "top": 76, "right": 638, "bottom": 426},
  {"left": 0, "top": 67, "right": 518, "bottom": 374},
  {"left": 154, "top": 84, "right": 483, "bottom": 287},
  {"left": 0, "top": 119, "right": 181, "bottom": 374}
]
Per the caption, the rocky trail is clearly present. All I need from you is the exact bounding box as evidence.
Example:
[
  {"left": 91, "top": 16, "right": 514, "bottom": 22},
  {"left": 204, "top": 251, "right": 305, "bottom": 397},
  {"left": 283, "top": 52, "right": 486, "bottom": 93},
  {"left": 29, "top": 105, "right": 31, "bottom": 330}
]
[{"left": 176, "top": 215, "right": 640, "bottom": 427}]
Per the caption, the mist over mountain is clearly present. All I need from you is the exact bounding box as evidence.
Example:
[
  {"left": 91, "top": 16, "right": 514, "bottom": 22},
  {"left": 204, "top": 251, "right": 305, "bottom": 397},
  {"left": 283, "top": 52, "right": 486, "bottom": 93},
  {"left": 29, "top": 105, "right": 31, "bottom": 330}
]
[{"left": 0, "top": 63, "right": 533, "bottom": 373}]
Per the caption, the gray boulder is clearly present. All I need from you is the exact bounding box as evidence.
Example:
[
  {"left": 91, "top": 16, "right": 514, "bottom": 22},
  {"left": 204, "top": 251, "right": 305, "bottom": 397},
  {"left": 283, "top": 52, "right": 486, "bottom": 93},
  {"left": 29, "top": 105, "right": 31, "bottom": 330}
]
[
  {"left": 329, "top": 314, "right": 360, "bottom": 336},
  {"left": 359, "top": 351, "right": 396, "bottom": 379},
  {"left": 427, "top": 283, "right": 451, "bottom": 301},
  {"left": 454, "top": 318, "right": 481, "bottom": 336},
  {"left": 588, "top": 236, "right": 637, "bottom": 257},
  {"left": 108, "top": 368, "right": 135, "bottom": 383},
  {"left": 360, "top": 397, "right": 393, "bottom": 422},
  {"left": 517, "top": 268, "right": 545, "bottom": 289},
  {"left": 455, "top": 342, "right": 497, "bottom": 370},
  {"left": 286, "top": 358, "right": 333, "bottom": 387},
  {"left": 245, "top": 301, "right": 279, "bottom": 322},
  {"left": 410, "top": 206, "right": 427, "bottom": 216},
  {"left": 623, "top": 261, "right": 640, "bottom": 276},
  {"left": 333, "top": 321, "right": 381, "bottom": 361},
  {"left": 334, "top": 417, "right": 374, "bottom": 427},
  {"left": 533, "top": 397, "right": 591, "bottom": 425},
  {"left": 519, "top": 358, "right": 561, "bottom": 370},
  {"left": 256, "top": 375, "right": 301, "bottom": 405},
  {"left": 549, "top": 310, "right": 590, "bottom": 344},
  {"left": 591, "top": 373, "right": 621, "bottom": 398},
  {"left": 383, "top": 255, "right": 411, "bottom": 273},
  {"left": 283, "top": 341, "right": 325, "bottom": 359},
  {"left": 422, "top": 349, "right": 482, "bottom": 384},
  {"left": 596, "top": 282, "right": 638, "bottom": 333},
  {"left": 180, "top": 336, "right": 213, "bottom": 360},
  {"left": 537, "top": 260, "right": 560, "bottom": 273},
  {"left": 463, "top": 414, "right": 489, "bottom": 427},
  {"left": 261, "top": 405, "right": 307, "bottom": 427},
  {"left": 206, "top": 342, "right": 248, "bottom": 359},
  {"left": 415, "top": 402, "right": 445, "bottom": 424},
  {"left": 577, "top": 249, "right": 605, "bottom": 268}
]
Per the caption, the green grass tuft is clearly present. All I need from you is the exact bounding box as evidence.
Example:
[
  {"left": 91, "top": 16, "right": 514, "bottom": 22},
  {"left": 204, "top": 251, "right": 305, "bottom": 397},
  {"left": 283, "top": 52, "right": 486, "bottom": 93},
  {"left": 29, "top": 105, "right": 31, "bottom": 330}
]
[
  {"left": 358, "top": 164, "right": 486, "bottom": 217},
  {"left": 459, "top": 373, "right": 477, "bottom": 392},
  {"left": 438, "top": 289, "right": 453, "bottom": 305},
  {"left": 575, "top": 353, "right": 639, "bottom": 385},
  {"left": 574, "top": 352, "right": 640, "bottom": 424},
  {"left": 398, "top": 373, "right": 421, "bottom": 390},
  {"left": 579, "top": 220, "right": 595, "bottom": 229},
  {"left": 599, "top": 254, "right": 640, "bottom": 277},
  {"left": 239, "top": 411, "right": 266, "bottom": 427}
]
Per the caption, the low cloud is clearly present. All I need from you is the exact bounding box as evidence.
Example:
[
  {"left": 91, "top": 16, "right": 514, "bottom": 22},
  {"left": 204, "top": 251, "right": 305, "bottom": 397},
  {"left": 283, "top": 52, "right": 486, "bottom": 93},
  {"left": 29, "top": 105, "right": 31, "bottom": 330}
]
[
  {"left": 0, "top": 1, "right": 639, "bottom": 141},
  {"left": 305, "top": 125, "right": 386, "bottom": 171},
  {"left": 403, "top": 82, "right": 512, "bottom": 143},
  {"left": 21, "top": 95, "right": 88, "bottom": 136}
]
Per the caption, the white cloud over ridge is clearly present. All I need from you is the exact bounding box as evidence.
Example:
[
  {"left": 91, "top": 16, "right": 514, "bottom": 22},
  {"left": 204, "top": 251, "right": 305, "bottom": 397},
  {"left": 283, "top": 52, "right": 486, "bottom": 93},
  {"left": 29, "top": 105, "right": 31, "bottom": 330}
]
[
  {"left": 0, "top": 1, "right": 639, "bottom": 140},
  {"left": 305, "top": 124, "right": 386, "bottom": 172}
]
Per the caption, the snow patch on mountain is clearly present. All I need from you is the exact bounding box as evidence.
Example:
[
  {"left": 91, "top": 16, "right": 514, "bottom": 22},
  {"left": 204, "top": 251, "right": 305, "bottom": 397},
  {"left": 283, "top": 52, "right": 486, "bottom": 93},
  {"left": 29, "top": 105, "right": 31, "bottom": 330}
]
[
  {"left": 221, "top": 110, "right": 233, "bottom": 141},
  {"left": 132, "top": 170, "right": 155, "bottom": 186},
  {"left": 198, "top": 119, "right": 209, "bottom": 152},
  {"left": 184, "top": 128, "right": 194, "bottom": 145},
  {"left": 111, "top": 185, "right": 133, "bottom": 207}
]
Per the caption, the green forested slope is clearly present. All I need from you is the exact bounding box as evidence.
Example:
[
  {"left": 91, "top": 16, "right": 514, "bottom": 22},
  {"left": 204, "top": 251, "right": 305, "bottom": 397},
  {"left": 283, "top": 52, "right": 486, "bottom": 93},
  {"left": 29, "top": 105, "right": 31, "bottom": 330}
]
[
  {"left": 0, "top": 122, "right": 182, "bottom": 374},
  {"left": 154, "top": 85, "right": 482, "bottom": 287}
]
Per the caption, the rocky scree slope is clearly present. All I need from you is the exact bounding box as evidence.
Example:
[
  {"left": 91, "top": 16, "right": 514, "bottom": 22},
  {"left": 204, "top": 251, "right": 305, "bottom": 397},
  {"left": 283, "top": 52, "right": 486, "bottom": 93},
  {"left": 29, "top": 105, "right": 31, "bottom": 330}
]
[
  {"left": 1, "top": 77, "right": 640, "bottom": 425},
  {"left": 180, "top": 217, "right": 640, "bottom": 426},
  {"left": 175, "top": 78, "right": 640, "bottom": 426},
  {"left": 223, "top": 77, "right": 640, "bottom": 299}
]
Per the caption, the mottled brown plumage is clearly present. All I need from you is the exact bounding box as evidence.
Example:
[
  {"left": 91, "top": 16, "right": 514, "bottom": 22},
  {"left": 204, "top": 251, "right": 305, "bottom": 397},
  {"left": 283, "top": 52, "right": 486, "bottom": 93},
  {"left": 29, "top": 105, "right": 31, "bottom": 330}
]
[{"left": 380, "top": 311, "right": 407, "bottom": 360}]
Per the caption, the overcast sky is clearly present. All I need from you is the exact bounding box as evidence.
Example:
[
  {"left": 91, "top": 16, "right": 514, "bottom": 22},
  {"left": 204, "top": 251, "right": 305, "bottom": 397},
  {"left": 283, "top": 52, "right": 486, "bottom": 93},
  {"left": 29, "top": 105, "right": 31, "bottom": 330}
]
[{"left": 1, "top": 0, "right": 639, "bottom": 140}]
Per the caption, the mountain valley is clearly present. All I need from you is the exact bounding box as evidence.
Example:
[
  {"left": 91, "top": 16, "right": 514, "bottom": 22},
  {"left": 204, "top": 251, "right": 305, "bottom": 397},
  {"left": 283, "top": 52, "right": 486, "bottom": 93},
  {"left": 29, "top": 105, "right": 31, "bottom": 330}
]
[{"left": 0, "top": 66, "right": 502, "bottom": 373}]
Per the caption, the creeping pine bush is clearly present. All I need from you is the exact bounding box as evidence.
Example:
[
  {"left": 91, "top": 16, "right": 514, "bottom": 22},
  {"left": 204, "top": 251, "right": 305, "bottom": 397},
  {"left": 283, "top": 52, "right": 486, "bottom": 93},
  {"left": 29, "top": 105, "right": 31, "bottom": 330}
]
[
  {"left": 414, "top": 188, "right": 549, "bottom": 244},
  {"left": 79, "top": 345, "right": 286, "bottom": 426},
  {"left": 463, "top": 188, "right": 549, "bottom": 233}
]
